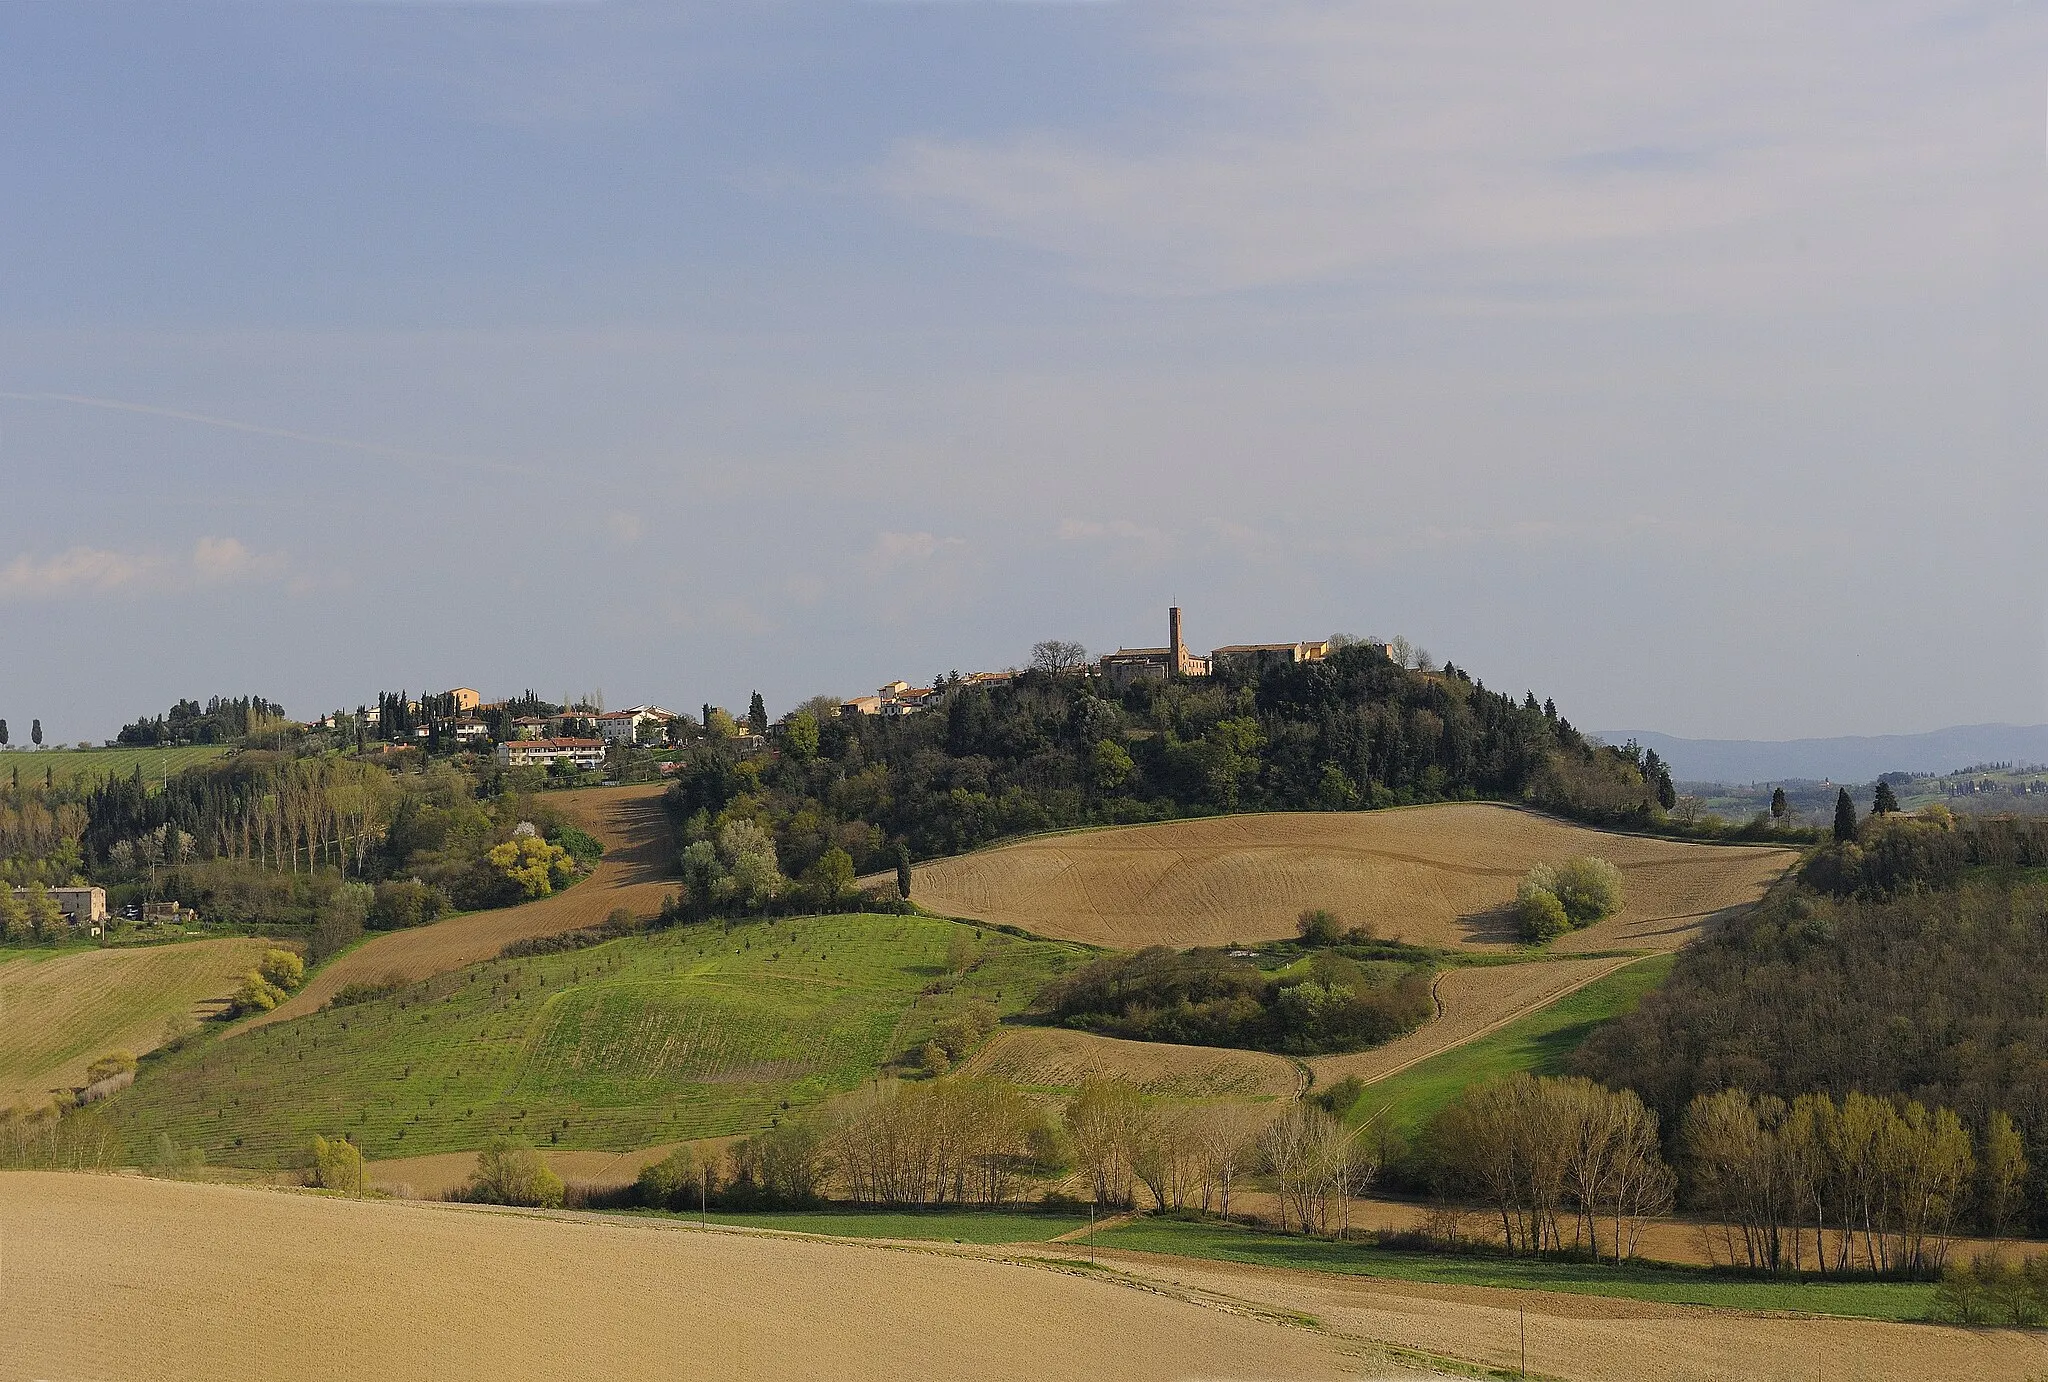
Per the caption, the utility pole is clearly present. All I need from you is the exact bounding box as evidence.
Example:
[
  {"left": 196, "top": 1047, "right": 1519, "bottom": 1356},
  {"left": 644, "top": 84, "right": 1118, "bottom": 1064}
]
[
  {"left": 1520, "top": 1306, "right": 1526, "bottom": 1379},
  {"left": 1088, "top": 1201, "right": 1096, "bottom": 1266}
]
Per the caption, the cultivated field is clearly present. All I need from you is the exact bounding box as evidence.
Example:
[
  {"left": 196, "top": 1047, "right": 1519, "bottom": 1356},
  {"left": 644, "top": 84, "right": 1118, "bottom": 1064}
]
[
  {"left": 964, "top": 1025, "right": 1299, "bottom": 1100},
  {"left": 0, "top": 1172, "right": 1372, "bottom": 1382},
  {"left": 908, "top": 804, "right": 1795, "bottom": 951},
  {"left": 248, "top": 783, "right": 679, "bottom": 1029},
  {"left": 1309, "top": 954, "right": 1636, "bottom": 1089},
  {"left": 0, "top": 938, "right": 272, "bottom": 1106},
  {"left": 1056, "top": 1241, "right": 2042, "bottom": 1382},
  {"left": 0, "top": 743, "right": 227, "bottom": 789},
  {"left": 103, "top": 913, "right": 1087, "bottom": 1166}
]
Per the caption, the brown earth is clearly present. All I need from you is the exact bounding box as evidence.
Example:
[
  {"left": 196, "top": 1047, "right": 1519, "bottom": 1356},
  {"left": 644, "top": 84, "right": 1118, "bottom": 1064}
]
[
  {"left": 907, "top": 804, "right": 1794, "bottom": 951},
  {"left": 1033, "top": 1245, "right": 2048, "bottom": 1382},
  {"left": 245, "top": 783, "right": 677, "bottom": 1031},
  {"left": 963, "top": 1025, "right": 1300, "bottom": 1100},
  {"left": 0, "top": 1171, "right": 1380, "bottom": 1382},
  {"left": 1308, "top": 955, "right": 1634, "bottom": 1088},
  {"left": 0, "top": 937, "right": 273, "bottom": 1105}
]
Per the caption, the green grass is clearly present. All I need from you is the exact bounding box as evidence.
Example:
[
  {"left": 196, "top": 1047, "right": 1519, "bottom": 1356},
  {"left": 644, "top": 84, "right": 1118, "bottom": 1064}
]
[
  {"left": 636, "top": 1208, "right": 1087, "bottom": 1244},
  {"left": 96, "top": 914, "right": 1088, "bottom": 1169},
  {"left": 0, "top": 744, "right": 228, "bottom": 790},
  {"left": 1092, "top": 1217, "right": 1937, "bottom": 1322},
  {"left": 1352, "top": 954, "right": 1674, "bottom": 1144}
]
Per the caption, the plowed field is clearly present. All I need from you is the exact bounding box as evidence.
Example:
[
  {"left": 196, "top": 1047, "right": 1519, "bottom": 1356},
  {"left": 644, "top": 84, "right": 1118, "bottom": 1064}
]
[
  {"left": 0, "top": 937, "right": 272, "bottom": 1105},
  {"left": 247, "top": 783, "right": 677, "bottom": 1030},
  {"left": 0, "top": 1172, "right": 1372, "bottom": 1382},
  {"left": 909, "top": 804, "right": 1793, "bottom": 951},
  {"left": 964, "top": 1025, "right": 1299, "bottom": 1099}
]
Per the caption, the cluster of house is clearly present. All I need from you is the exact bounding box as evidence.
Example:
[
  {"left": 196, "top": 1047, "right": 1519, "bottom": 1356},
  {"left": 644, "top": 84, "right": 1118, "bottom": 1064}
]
[
  {"left": 495, "top": 705, "right": 682, "bottom": 770},
  {"left": 11, "top": 885, "right": 108, "bottom": 934},
  {"left": 844, "top": 609, "right": 1348, "bottom": 717}
]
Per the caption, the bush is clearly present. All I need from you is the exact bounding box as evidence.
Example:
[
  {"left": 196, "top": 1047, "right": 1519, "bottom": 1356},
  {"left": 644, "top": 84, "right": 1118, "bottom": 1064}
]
[
  {"left": 368, "top": 879, "right": 449, "bottom": 930},
  {"left": 84, "top": 1051, "right": 137, "bottom": 1085},
  {"left": 546, "top": 824, "right": 605, "bottom": 867},
  {"left": 465, "top": 1136, "right": 564, "bottom": 1208},
  {"left": 1516, "top": 883, "right": 1571, "bottom": 943},
  {"left": 1551, "top": 857, "right": 1624, "bottom": 924},
  {"left": 637, "top": 1143, "right": 716, "bottom": 1211},
  {"left": 1297, "top": 909, "right": 1345, "bottom": 947},
  {"left": 258, "top": 948, "right": 305, "bottom": 992},
  {"left": 311, "top": 1134, "right": 364, "bottom": 1193}
]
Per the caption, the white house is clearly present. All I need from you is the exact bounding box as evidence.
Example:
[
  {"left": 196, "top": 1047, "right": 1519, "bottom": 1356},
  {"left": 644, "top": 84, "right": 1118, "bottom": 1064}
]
[
  {"left": 596, "top": 705, "right": 679, "bottom": 744},
  {"left": 494, "top": 737, "right": 606, "bottom": 770}
]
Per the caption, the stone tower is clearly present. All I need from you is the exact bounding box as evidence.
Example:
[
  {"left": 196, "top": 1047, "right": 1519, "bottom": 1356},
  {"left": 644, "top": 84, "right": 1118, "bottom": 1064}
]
[{"left": 1169, "top": 606, "right": 1186, "bottom": 676}]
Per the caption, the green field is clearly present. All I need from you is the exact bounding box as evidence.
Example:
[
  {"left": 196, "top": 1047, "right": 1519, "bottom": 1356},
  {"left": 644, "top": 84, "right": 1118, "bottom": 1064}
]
[
  {"left": 1092, "top": 1217, "right": 1937, "bottom": 1322},
  {"left": 638, "top": 1209, "right": 1088, "bottom": 1243},
  {"left": 95, "top": 914, "right": 1089, "bottom": 1168},
  {"left": 1351, "top": 954, "right": 1674, "bottom": 1143},
  {"left": 0, "top": 745, "right": 228, "bottom": 790}
]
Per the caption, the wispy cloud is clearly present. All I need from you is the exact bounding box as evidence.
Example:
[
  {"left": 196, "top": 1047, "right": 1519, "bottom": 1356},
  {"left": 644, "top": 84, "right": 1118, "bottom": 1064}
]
[
  {"left": 0, "top": 537, "right": 284, "bottom": 601},
  {"left": 870, "top": 531, "right": 968, "bottom": 568}
]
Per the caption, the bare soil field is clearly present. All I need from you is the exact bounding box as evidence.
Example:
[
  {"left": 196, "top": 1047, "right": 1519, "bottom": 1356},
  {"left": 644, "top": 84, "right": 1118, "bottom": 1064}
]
[
  {"left": 1049, "top": 1246, "right": 2046, "bottom": 1382},
  {"left": 0, "top": 937, "right": 272, "bottom": 1105},
  {"left": 246, "top": 783, "right": 677, "bottom": 1031},
  {"left": 964, "top": 1025, "right": 1300, "bottom": 1100},
  {"left": 1309, "top": 955, "right": 1632, "bottom": 1087},
  {"left": 908, "top": 804, "right": 1794, "bottom": 951},
  {"left": 0, "top": 1171, "right": 1376, "bottom": 1382}
]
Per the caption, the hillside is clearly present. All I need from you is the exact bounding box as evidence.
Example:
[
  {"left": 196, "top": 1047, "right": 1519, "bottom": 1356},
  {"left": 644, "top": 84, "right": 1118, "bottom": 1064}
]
[
  {"left": 1597, "top": 723, "right": 2048, "bottom": 785},
  {"left": 247, "top": 782, "right": 677, "bottom": 1030},
  {"left": 907, "top": 804, "right": 1794, "bottom": 950},
  {"left": 97, "top": 913, "right": 1087, "bottom": 1167},
  {"left": 0, "top": 743, "right": 228, "bottom": 790},
  {"left": 0, "top": 937, "right": 272, "bottom": 1106},
  {"left": 1, "top": 1173, "right": 1364, "bottom": 1382}
]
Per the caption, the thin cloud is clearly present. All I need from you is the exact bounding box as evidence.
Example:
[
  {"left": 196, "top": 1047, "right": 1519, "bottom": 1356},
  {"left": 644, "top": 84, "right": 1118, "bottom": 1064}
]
[
  {"left": 870, "top": 531, "right": 968, "bottom": 568},
  {"left": 0, "top": 537, "right": 284, "bottom": 601}
]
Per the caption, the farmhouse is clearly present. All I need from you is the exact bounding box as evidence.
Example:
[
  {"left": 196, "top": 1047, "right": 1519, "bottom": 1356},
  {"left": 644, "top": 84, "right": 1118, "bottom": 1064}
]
[
  {"left": 494, "top": 737, "right": 606, "bottom": 770},
  {"left": 12, "top": 885, "right": 107, "bottom": 926}
]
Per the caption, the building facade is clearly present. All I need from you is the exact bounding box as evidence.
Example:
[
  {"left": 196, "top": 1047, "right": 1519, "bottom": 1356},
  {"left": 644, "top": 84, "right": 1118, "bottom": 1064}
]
[{"left": 494, "top": 737, "right": 607, "bottom": 770}]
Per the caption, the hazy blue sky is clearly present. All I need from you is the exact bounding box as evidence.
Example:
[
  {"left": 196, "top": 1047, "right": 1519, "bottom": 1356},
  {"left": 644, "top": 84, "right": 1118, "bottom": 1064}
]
[{"left": 3, "top": 2, "right": 2045, "bottom": 743}]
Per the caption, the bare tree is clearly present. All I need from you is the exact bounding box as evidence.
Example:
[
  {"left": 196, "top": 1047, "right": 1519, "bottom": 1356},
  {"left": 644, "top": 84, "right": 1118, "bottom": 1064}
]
[{"left": 1031, "top": 640, "right": 1090, "bottom": 677}]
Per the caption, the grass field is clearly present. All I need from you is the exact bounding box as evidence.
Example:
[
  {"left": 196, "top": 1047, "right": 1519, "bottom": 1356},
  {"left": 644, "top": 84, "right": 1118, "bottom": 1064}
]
[
  {"left": 100, "top": 913, "right": 1090, "bottom": 1167},
  {"left": 248, "top": 782, "right": 680, "bottom": 1030},
  {"left": 1349, "top": 954, "right": 1674, "bottom": 1144},
  {"left": 0, "top": 937, "right": 274, "bottom": 1106},
  {"left": 0, "top": 743, "right": 227, "bottom": 789},
  {"left": 640, "top": 1208, "right": 1090, "bottom": 1243},
  {"left": 963, "top": 1025, "right": 1299, "bottom": 1100},
  {"left": 1090, "top": 1216, "right": 1937, "bottom": 1321},
  {"left": 909, "top": 804, "right": 1794, "bottom": 952},
  {"left": 2, "top": 1173, "right": 1366, "bottom": 1382}
]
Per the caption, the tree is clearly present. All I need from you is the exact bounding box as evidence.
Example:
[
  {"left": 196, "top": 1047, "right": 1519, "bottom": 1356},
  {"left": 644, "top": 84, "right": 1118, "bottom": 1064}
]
[
  {"left": 0, "top": 718, "right": 8, "bottom": 746},
  {"left": 895, "top": 843, "right": 912, "bottom": 900},
  {"left": 783, "top": 710, "right": 820, "bottom": 763},
  {"left": 258, "top": 948, "right": 306, "bottom": 992},
  {"left": 1517, "top": 885, "right": 1571, "bottom": 943},
  {"left": 24, "top": 883, "right": 64, "bottom": 941},
  {"left": 1873, "top": 781, "right": 1901, "bottom": 816},
  {"left": 747, "top": 692, "right": 768, "bottom": 736},
  {"left": 1296, "top": 908, "right": 1343, "bottom": 947},
  {"left": 1092, "top": 738, "right": 1134, "bottom": 793},
  {"left": 1981, "top": 1111, "right": 2027, "bottom": 1240},
  {"left": 1770, "top": 787, "right": 1788, "bottom": 822},
  {"left": 801, "top": 846, "right": 855, "bottom": 908},
  {"left": 30, "top": 719, "right": 41, "bottom": 747},
  {"left": 467, "top": 1136, "right": 564, "bottom": 1208},
  {"left": 1550, "top": 857, "right": 1625, "bottom": 924},
  {"left": 1833, "top": 788, "right": 1858, "bottom": 843},
  {"left": 311, "top": 1135, "right": 365, "bottom": 1195},
  {"left": 0, "top": 887, "right": 29, "bottom": 943},
  {"left": 1030, "top": 640, "right": 1089, "bottom": 677}
]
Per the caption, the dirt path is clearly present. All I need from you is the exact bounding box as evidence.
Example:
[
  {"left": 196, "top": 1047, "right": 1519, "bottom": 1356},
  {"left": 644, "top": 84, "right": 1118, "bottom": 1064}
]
[
  {"left": 1015, "top": 1244, "right": 2048, "bottom": 1382},
  {"left": 1308, "top": 954, "right": 1637, "bottom": 1089},
  {"left": 243, "top": 783, "right": 676, "bottom": 1032}
]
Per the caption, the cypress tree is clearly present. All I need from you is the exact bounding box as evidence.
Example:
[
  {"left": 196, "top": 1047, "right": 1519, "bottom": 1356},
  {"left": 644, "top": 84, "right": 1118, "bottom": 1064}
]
[
  {"left": 895, "top": 843, "right": 913, "bottom": 901},
  {"left": 747, "top": 692, "right": 768, "bottom": 736},
  {"left": 1833, "top": 787, "right": 1857, "bottom": 842},
  {"left": 30, "top": 719, "right": 41, "bottom": 747},
  {"left": 1873, "top": 780, "right": 1900, "bottom": 815},
  {"left": 1770, "top": 787, "right": 1787, "bottom": 820},
  {"left": 0, "top": 718, "right": 7, "bottom": 746}
]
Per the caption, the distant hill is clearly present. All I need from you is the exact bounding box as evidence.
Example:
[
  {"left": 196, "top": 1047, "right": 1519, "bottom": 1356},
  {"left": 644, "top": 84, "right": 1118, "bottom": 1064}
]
[{"left": 1594, "top": 725, "right": 2048, "bottom": 786}]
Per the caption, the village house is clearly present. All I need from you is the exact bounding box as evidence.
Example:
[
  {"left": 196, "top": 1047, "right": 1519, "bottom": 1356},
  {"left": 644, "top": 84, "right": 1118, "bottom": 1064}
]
[
  {"left": 595, "top": 705, "right": 681, "bottom": 744},
  {"left": 12, "top": 885, "right": 107, "bottom": 927},
  {"left": 494, "top": 737, "right": 607, "bottom": 770}
]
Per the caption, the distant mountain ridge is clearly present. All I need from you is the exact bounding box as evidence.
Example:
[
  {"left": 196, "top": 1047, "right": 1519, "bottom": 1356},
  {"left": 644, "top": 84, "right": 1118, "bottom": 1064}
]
[{"left": 1591, "top": 724, "right": 2048, "bottom": 787}]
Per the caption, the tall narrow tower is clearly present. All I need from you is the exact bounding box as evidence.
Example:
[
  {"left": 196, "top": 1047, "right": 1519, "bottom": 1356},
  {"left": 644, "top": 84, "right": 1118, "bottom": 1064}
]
[{"left": 1169, "top": 606, "right": 1185, "bottom": 676}]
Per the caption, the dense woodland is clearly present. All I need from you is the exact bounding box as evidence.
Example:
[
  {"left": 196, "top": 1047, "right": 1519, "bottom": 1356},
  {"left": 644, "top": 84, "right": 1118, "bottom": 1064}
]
[{"left": 664, "top": 644, "right": 1696, "bottom": 882}]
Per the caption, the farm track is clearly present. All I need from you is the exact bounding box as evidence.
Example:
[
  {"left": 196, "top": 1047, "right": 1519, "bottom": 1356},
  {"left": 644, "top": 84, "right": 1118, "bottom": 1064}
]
[
  {"left": 907, "top": 803, "right": 1794, "bottom": 952},
  {"left": 2, "top": 1172, "right": 1372, "bottom": 1382},
  {"left": 1017, "top": 1245, "right": 2042, "bottom": 1382},
  {"left": 0, "top": 937, "right": 274, "bottom": 1105},
  {"left": 1308, "top": 955, "right": 1639, "bottom": 1090},
  {"left": 244, "top": 784, "right": 677, "bottom": 1032}
]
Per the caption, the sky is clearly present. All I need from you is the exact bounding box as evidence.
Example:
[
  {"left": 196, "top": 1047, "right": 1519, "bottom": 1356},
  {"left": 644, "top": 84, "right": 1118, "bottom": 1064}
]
[{"left": 2, "top": 1, "right": 2045, "bottom": 744}]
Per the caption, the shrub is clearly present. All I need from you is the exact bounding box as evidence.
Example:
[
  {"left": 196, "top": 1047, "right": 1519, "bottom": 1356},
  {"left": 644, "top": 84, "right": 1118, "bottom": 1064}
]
[
  {"left": 311, "top": 1134, "right": 364, "bottom": 1193},
  {"left": 637, "top": 1144, "right": 717, "bottom": 1211},
  {"left": 465, "top": 1136, "right": 564, "bottom": 1208},
  {"left": 231, "top": 970, "right": 288, "bottom": 1015},
  {"left": 1551, "top": 857, "right": 1624, "bottom": 924},
  {"left": 368, "top": 879, "right": 449, "bottom": 930},
  {"left": 1297, "top": 909, "right": 1344, "bottom": 947},
  {"left": 258, "top": 948, "right": 305, "bottom": 992},
  {"left": 1516, "top": 883, "right": 1571, "bottom": 943},
  {"left": 84, "top": 1052, "right": 137, "bottom": 1086}
]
